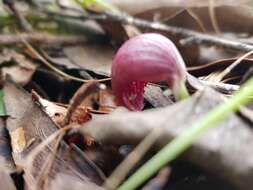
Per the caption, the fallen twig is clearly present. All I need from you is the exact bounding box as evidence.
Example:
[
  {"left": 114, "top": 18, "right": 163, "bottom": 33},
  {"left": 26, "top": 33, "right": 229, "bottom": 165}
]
[
  {"left": 0, "top": 33, "right": 90, "bottom": 46},
  {"left": 103, "top": 127, "right": 162, "bottom": 190},
  {"left": 84, "top": 12, "right": 253, "bottom": 52},
  {"left": 43, "top": 5, "right": 253, "bottom": 52},
  {"left": 216, "top": 50, "right": 253, "bottom": 81}
]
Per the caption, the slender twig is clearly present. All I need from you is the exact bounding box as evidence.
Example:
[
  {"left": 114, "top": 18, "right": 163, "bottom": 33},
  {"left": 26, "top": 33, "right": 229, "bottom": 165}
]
[
  {"left": 159, "top": 9, "right": 185, "bottom": 22},
  {"left": 103, "top": 127, "right": 162, "bottom": 190},
  {"left": 24, "top": 127, "right": 70, "bottom": 190},
  {"left": 0, "top": 33, "right": 90, "bottom": 46},
  {"left": 33, "top": 2, "right": 253, "bottom": 52},
  {"left": 35, "top": 131, "right": 64, "bottom": 189},
  {"left": 186, "top": 8, "right": 207, "bottom": 33},
  {"left": 216, "top": 50, "right": 253, "bottom": 81},
  {"left": 159, "top": 8, "right": 206, "bottom": 32},
  {"left": 79, "top": 12, "right": 253, "bottom": 52},
  {"left": 208, "top": 0, "right": 221, "bottom": 34}
]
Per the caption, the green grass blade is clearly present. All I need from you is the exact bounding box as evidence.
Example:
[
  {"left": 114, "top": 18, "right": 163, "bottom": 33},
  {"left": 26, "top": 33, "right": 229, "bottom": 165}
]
[
  {"left": 0, "top": 90, "right": 6, "bottom": 116},
  {"left": 74, "top": 0, "right": 120, "bottom": 14},
  {"left": 118, "top": 77, "right": 253, "bottom": 190}
]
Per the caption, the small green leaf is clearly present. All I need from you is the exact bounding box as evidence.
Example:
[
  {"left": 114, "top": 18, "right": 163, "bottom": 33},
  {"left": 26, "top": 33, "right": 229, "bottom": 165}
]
[
  {"left": 74, "top": 0, "right": 120, "bottom": 14},
  {"left": 74, "top": 0, "right": 96, "bottom": 9},
  {"left": 0, "top": 90, "right": 6, "bottom": 116}
]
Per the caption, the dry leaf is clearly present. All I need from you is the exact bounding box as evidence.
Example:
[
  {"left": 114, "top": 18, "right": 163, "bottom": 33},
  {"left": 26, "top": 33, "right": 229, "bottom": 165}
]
[
  {"left": 4, "top": 80, "right": 105, "bottom": 189},
  {"left": 64, "top": 45, "right": 114, "bottom": 75},
  {"left": 49, "top": 173, "right": 104, "bottom": 190},
  {"left": 80, "top": 88, "right": 253, "bottom": 190},
  {"left": 4, "top": 79, "right": 58, "bottom": 165},
  {"left": 0, "top": 166, "right": 17, "bottom": 190},
  {"left": 0, "top": 118, "right": 14, "bottom": 171},
  {"left": 32, "top": 91, "right": 67, "bottom": 126},
  {"left": 1, "top": 51, "right": 37, "bottom": 85}
]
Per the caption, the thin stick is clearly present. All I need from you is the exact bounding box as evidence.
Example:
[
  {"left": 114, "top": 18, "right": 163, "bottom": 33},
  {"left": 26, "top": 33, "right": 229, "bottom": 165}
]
[
  {"left": 0, "top": 33, "right": 91, "bottom": 46},
  {"left": 161, "top": 8, "right": 206, "bottom": 33},
  {"left": 35, "top": 131, "right": 65, "bottom": 189},
  {"left": 43, "top": 5, "right": 253, "bottom": 52},
  {"left": 24, "top": 127, "right": 68, "bottom": 190},
  {"left": 85, "top": 12, "right": 253, "bottom": 52},
  {"left": 216, "top": 50, "right": 253, "bottom": 81},
  {"left": 209, "top": 0, "right": 221, "bottom": 34},
  {"left": 160, "top": 9, "right": 185, "bottom": 22},
  {"left": 186, "top": 8, "right": 207, "bottom": 33},
  {"left": 103, "top": 127, "right": 162, "bottom": 190}
]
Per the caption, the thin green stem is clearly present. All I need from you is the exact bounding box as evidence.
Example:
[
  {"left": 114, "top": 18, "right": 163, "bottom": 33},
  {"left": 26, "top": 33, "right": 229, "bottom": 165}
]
[
  {"left": 173, "top": 79, "right": 190, "bottom": 101},
  {"left": 118, "top": 77, "right": 253, "bottom": 190},
  {"left": 0, "top": 90, "right": 6, "bottom": 116}
]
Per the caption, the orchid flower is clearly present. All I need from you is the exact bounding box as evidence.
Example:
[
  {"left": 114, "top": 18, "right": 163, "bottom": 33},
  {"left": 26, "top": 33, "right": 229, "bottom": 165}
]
[{"left": 111, "top": 33, "right": 189, "bottom": 111}]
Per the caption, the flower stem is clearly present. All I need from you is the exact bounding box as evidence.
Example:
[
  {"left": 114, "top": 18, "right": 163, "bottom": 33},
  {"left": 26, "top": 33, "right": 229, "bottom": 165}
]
[
  {"left": 0, "top": 90, "right": 6, "bottom": 116},
  {"left": 118, "top": 77, "right": 253, "bottom": 190},
  {"left": 174, "top": 80, "right": 190, "bottom": 101}
]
